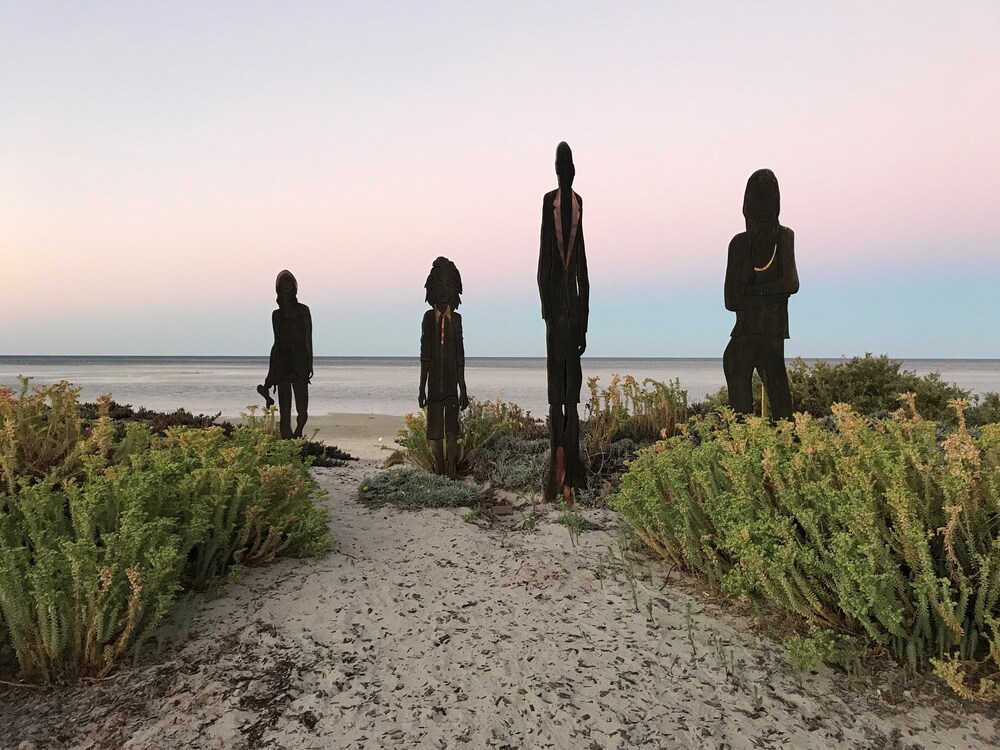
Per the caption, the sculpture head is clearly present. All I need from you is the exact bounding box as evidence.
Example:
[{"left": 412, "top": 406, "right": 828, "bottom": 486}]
[
  {"left": 424, "top": 257, "right": 462, "bottom": 311},
  {"left": 743, "top": 169, "right": 780, "bottom": 236},
  {"left": 275, "top": 270, "right": 298, "bottom": 309},
  {"left": 555, "top": 141, "right": 575, "bottom": 190}
]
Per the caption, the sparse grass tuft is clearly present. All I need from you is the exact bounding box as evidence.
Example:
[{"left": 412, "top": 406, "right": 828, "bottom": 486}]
[{"left": 357, "top": 466, "right": 480, "bottom": 511}]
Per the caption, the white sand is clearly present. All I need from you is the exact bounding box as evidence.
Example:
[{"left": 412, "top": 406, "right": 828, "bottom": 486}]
[
  {"left": 304, "top": 414, "right": 406, "bottom": 461},
  {"left": 3, "top": 418, "right": 999, "bottom": 749}
]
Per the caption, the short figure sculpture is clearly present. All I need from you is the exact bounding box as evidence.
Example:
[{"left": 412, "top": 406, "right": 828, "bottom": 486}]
[
  {"left": 256, "top": 270, "right": 313, "bottom": 438},
  {"left": 538, "top": 142, "right": 589, "bottom": 503},
  {"left": 419, "top": 257, "right": 469, "bottom": 479},
  {"left": 723, "top": 169, "right": 799, "bottom": 419}
]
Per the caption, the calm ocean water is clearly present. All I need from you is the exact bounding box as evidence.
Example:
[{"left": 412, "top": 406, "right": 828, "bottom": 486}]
[{"left": 2, "top": 356, "right": 1000, "bottom": 419}]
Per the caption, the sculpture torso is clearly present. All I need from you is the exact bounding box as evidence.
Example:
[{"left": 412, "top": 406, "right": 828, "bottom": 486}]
[
  {"left": 420, "top": 307, "right": 464, "bottom": 401},
  {"left": 727, "top": 225, "right": 797, "bottom": 339},
  {"left": 271, "top": 304, "right": 311, "bottom": 382}
]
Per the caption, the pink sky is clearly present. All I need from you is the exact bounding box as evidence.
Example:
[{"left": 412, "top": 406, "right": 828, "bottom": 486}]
[{"left": 2, "top": 2, "right": 998, "bottom": 356}]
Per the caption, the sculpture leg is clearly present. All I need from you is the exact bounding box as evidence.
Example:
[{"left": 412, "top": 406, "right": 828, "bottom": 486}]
[
  {"left": 431, "top": 439, "right": 445, "bottom": 475},
  {"left": 723, "top": 337, "right": 755, "bottom": 415},
  {"left": 292, "top": 381, "right": 309, "bottom": 438},
  {"left": 277, "top": 383, "right": 293, "bottom": 439},
  {"left": 546, "top": 404, "right": 565, "bottom": 501},
  {"left": 563, "top": 404, "right": 582, "bottom": 504},
  {"left": 445, "top": 433, "right": 458, "bottom": 479},
  {"left": 256, "top": 384, "right": 275, "bottom": 408},
  {"left": 762, "top": 337, "right": 793, "bottom": 419}
]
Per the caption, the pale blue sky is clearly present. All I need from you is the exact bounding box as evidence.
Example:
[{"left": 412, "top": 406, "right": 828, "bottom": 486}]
[{"left": 2, "top": 1, "right": 998, "bottom": 356}]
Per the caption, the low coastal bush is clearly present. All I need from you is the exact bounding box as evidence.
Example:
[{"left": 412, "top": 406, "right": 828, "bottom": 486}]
[
  {"left": 472, "top": 435, "right": 549, "bottom": 490},
  {"left": 788, "top": 354, "right": 972, "bottom": 424},
  {"left": 241, "top": 405, "right": 356, "bottom": 467},
  {"left": 79, "top": 399, "right": 233, "bottom": 435},
  {"left": 357, "top": 466, "right": 480, "bottom": 510},
  {"left": 1, "top": 377, "right": 81, "bottom": 491},
  {"left": 0, "top": 379, "right": 330, "bottom": 683},
  {"left": 395, "top": 397, "right": 543, "bottom": 477},
  {"left": 583, "top": 375, "right": 688, "bottom": 478},
  {"left": 610, "top": 397, "right": 1000, "bottom": 699},
  {"left": 394, "top": 380, "right": 685, "bottom": 496},
  {"left": 693, "top": 354, "right": 1000, "bottom": 428}
]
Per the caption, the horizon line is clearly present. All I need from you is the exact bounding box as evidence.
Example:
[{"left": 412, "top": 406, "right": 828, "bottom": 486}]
[{"left": 3, "top": 354, "right": 1000, "bottom": 362}]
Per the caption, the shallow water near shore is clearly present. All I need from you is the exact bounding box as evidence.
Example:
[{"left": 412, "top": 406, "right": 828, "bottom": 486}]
[{"left": 2, "top": 356, "right": 999, "bottom": 419}]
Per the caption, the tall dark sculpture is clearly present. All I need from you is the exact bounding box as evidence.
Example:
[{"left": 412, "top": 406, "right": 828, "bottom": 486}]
[
  {"left": 538, "top": 142, "right": 589, "bottom": 504},
  {"left": 419, "top": 257, "right": 469, "bottom": 479},
  {"left": 256, "top": 270, "right": 313, "bottom": 439},
  {"left": 723, "top": 169, "right": 799, "bottom": 419}
]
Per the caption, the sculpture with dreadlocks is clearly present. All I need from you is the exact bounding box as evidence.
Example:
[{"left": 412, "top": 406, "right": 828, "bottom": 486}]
[
  {"left": 723, "top": 169, "right": 799, "bottom": 419},
  {"left": 256, "top": 270, "right": 313, "bottom": 438},
  {"left": 419, "top": 257, "right": 469, "bottom": 479},
  {"left": 538, "top": 141, "right": 589, "bottom": 504}
]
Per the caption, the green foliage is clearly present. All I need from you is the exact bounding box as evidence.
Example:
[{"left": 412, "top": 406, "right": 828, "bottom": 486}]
[
  {"left": 240, "top": 404, "right": 278, "bottom": 436},
  {"left": 787, "top": 627, "right": 863, "bottom": 675},
  {"left": 0, "top": 379, "right": 330, "bottom": 683},
  {"left": 1, "top": 377, "right": 82, "bottom": 494},
  {"left": 968, "top": 392, "right": 1000, "bottom": 429},
  {"left": 391, "top": 379, "right": 688, "bottom": 496},
  {"left": 472, "top": 435, "right": 548, "bottom": 489},
  {"left": 357, "top": 466, "right": 480, "bottom": 510},
  {"left": 611, "top": 400, "right": 1000, "bottom": 698},
  {"left": 298, "top": 439, "right": 356, "bottom": 467},
  {"left": 584, "top": 375, "right": 688, "bottom": 476},
  {"left": 692, "top": 354, "right": 1000, "bottom": 428},
  {"left": 787, "top": 354, "right": 969, "bottom": 423},
  {"left": 394, "top": 397, "right": 543, "bottom": 477},
  {"left": 79, "top": 400, "right": 233, "bottom": 435},
  {"left": 239, "top": 405, "right": 355, "bottom": 466}
]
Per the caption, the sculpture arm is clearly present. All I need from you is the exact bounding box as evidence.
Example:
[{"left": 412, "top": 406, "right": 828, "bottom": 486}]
[
  {"left": 776, "top": 229, "right": 799, "bottom": 295},
  {"left": 537, "top": 197, "right": 549, "bottom": 320},
  {"left": 576, "top": 197, "right": 589, "bottom": 335},
  {"left": 456, "top": 314, "right": 468, "bottom": 409},
  {"left": 418, "top": 312, "right": 431, "bottom": 408},
  {"left": 304, "top": 306, "right": 314, "bottom": 379},
  {"left": 264, "top": 310, "right": 280, "bottom": 388}
]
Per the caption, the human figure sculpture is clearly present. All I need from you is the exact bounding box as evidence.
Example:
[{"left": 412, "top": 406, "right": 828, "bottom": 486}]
[
  {"left": 419, "top": 257, "right": 469, "bottom": 479},
  {"left": 723, "top": 169, "right": 799, "bottom": 419},
  {"left": 538, "top": 142, "right": 589, "bottom": 504},
  {"left": 256, "top": 270, "right": 313, "bottom": 438}
]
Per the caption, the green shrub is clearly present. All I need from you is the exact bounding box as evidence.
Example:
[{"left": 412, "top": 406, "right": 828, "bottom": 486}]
[
  {"left": 357, "top": 466, "right": 480, "bottom": 510},
  {"left": 584, "top": 375, "right": 688, "bottom": 477},
  {"left": 395, "top": 398, "right": 543, "bottom": 476},
  {"left": 968, "top": 392, "right": 1000, "bottom": 429},
  {"left": 610, "top": 398, "right": 1000, "bottom": 698},
  {"left": 238, "top": 405, "right": 354, "bottom": 467},
  {"left": 472, "top": 435, "right": 549, "bottom": 490},
  {"left": 79, "top": 400, "right": 233, "bottom": 435},
  {"left": 0, "top": 380, "right": 330, "bottom": 683},
  {"left": 692, "top": 354, "right": 999, "bottom": 428},
  {"left": 787, "top": 354, "right": 969, "bottom": 423},
  {"left": 787, "top": 626, "right": 863, "bottom": 675},
  {"left": 1, "top": 377, "right": 82, "bottom": 493}
]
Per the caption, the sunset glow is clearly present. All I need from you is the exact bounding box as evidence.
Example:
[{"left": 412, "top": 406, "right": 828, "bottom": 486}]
[{"left": 3, "top": 2, "right": 998, "bottom": 356}]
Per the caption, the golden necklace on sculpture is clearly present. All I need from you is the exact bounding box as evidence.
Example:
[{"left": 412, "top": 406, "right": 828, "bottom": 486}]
[{"left": 753, "top": 243, "right": 777, "bottom": 272}]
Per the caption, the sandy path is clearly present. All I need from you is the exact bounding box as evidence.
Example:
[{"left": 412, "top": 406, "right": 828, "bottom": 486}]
[{"left": 3, "top": 460, "right": 999, "bottom": 749}]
